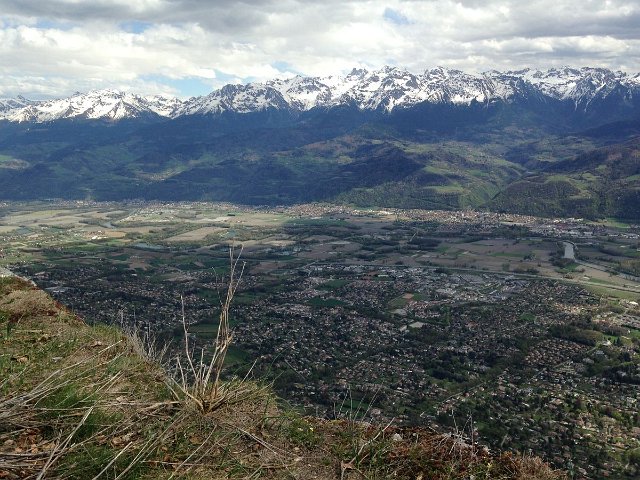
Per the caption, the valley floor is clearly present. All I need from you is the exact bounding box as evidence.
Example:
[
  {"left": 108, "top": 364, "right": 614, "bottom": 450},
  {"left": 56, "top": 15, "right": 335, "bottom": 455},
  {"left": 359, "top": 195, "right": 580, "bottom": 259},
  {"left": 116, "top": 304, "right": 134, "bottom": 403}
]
[{"left": 1, "top": 201, "right": 639, "bottom": 478}]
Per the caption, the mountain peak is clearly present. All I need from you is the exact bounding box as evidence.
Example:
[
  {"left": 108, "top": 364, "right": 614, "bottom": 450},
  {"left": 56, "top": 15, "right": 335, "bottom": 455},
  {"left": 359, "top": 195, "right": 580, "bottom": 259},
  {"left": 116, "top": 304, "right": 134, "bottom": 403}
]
[
  {"left": 2, "top": 65, "right": 639, "bottom": 122},
  {"left": 347, "top": 67, "right": 369, "bottom": 78}
]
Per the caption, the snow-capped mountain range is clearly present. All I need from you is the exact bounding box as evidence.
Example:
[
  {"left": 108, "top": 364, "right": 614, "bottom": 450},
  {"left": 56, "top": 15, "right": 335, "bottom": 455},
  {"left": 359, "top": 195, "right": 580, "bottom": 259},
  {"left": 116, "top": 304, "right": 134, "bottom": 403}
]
[
  {"left": 0, "top": 90, "right": 182, "bottom": 123},
  {"left": 1, "top": 66, "right": 639, "bottom": 123}
]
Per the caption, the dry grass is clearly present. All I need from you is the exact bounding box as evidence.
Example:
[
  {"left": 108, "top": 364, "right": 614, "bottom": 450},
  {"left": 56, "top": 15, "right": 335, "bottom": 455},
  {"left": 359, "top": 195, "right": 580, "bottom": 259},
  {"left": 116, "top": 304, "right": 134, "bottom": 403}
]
[
  {"left": 168, "top": 246, "right": 255, "bottom": 415},
  {"left": 1, "top": 288, "right": 59, "bottom": 335},
  {"left": 334, "top": 424, "right": 568, "bottom": 480},
  {"left": 120, "top": 320, "right": 169, "bottom": 368},
  {"left": 0, "top": 339, "right": 171, "bottom": 479},
  {"left": 0, "top": 289, "right": 56, "bottom": 317}
]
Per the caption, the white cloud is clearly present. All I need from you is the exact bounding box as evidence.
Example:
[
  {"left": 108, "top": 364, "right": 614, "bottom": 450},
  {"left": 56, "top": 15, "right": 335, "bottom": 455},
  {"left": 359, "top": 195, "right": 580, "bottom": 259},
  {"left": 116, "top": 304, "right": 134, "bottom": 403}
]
[{"left": 0, "top": 0, "right": 638, "bottom": 98}]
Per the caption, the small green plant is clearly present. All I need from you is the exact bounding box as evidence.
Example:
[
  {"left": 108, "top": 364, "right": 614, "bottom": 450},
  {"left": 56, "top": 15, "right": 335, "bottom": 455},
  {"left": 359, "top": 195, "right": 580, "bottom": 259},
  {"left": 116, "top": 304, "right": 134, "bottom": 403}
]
[
  {"left": 0, "top": 310, "right": 10, "bottom": 337},
  {"left": 285, "top": 414, "right": 320, "bottom": 448}
]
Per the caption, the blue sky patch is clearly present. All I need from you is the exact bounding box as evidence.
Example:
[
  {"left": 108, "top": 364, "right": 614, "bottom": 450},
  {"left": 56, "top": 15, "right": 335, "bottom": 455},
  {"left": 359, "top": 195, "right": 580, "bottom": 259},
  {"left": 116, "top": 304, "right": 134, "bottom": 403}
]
[
  {"left": 383, "top": 8, "right": 410, "bottom": 25},
  {"left": 35, "top": 19, "right": 74, "bottom": 31},
  {"left": 143, "top": 75, "right": 215, "bottom": 97},
  {"left": 271, "top": 61, "right": 302, "bottom": 75},
  {"left": 119, "top": 21, "right": 152, "bottom": 34}
]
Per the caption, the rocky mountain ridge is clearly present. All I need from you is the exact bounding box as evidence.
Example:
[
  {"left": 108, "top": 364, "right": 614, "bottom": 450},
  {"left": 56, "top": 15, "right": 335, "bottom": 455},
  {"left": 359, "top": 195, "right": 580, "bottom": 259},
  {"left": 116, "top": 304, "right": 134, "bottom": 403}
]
[{"left": 1, "top": 66, "right": 638, "bottom": 122}]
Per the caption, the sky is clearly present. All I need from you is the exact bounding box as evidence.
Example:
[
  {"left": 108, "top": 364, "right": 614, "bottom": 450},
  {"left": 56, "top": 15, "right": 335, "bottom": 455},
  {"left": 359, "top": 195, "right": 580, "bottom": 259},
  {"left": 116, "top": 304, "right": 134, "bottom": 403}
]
[{"left": 1, "top": 0, "right": 639, "bottom": 99}]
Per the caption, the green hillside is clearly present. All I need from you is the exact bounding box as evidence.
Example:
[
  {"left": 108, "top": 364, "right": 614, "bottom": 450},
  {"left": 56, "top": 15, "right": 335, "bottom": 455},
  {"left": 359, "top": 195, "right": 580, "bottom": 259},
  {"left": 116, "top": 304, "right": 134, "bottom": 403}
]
[
  {"left": 489, "top": 137, "right": 640, "bottom": 219},
  {"left": 1, "top": 113, "right": 640, "bottom": 220}
]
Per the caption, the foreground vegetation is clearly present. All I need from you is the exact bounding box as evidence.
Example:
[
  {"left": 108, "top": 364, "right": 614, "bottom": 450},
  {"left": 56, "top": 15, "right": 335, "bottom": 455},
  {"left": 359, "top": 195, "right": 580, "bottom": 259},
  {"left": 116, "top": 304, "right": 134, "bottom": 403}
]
[{"left": 0, "top": 276, "right": 565, "bottom": 479}]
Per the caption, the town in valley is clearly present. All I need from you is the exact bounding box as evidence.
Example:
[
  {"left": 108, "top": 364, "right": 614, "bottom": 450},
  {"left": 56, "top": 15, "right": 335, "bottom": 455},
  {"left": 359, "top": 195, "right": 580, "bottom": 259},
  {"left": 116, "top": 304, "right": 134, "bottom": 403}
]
[{"left": 1, "top": 201, "right": 639, "bottom": 479}]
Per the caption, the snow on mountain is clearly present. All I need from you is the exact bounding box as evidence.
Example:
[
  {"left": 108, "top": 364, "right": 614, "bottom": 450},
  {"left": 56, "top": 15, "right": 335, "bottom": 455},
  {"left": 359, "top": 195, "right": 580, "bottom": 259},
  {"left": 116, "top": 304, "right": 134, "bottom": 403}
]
[
  {"left": 319, "top": 68, "right": 369, "bottom": 99},
  {"left": 264, "top": 76, "right": 333, "bottom": 110},
  {"left": 332, "top": 66, "right": 426, "bottom": 110},
  {"left": 0, "top": 96, "right": 34, "bottom": 114},
  {"left": 424, "top": 67, "right": 501, "bottom": 105},
  {"left": 175, "top": 83, "right": 291, "bottom": 116},
  {"left": 0, "top": 90, "right": 180, "bottom": 122},
  {"left": 144, "top": 95, "right": 184, "bottom": 117},
  {"left": 494, "top": 67, "right": 636, "bottom": 108},
  {"left": 176, "top": 65, "right": 639, "bottom": 116},
  {"left": 2, "top": 66, "right": 639, "bottom": 122}
]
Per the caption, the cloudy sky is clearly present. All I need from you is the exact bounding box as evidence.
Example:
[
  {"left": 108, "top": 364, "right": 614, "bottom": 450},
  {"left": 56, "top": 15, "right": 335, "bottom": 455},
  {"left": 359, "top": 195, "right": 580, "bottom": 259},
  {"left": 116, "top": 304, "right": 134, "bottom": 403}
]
[{"left": 1, "top": 0, "right": 639, "bottom": 99}]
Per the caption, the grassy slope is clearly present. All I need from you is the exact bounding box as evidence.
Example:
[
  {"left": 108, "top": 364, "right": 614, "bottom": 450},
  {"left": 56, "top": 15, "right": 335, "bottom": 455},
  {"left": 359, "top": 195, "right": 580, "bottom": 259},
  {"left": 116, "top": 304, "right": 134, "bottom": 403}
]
[
  {"left": 0, "top": 277, "right": 564, "bottom": 479},
  {"left": 2, "top": 113, "right": 640, "bottom": 220},
  {"left": 489, "top": 137, "right": 640, "bottom": 219},
  {"left": 320, "top": 138, "right": 524, "bottom": 210},
  {"left": 2, "top": 106, "right": 640, "bottom": 220},
  {"left": 0, "top": 116, "right": 525, "bottom": 209}
]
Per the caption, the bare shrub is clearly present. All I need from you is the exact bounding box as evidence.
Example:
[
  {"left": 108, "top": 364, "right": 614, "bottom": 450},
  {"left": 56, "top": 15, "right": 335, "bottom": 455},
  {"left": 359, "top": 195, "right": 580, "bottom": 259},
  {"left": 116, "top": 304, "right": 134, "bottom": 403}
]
[
  {"left": 168, "top": 245, "right": 258, "bottom": 414},
  {"left": 120, "top": 319, "right": 169, "bottom": 367}
]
